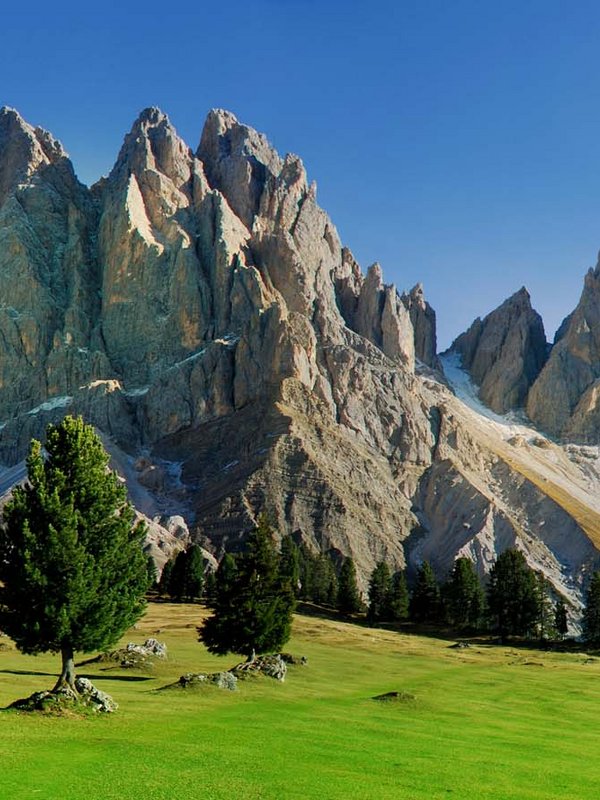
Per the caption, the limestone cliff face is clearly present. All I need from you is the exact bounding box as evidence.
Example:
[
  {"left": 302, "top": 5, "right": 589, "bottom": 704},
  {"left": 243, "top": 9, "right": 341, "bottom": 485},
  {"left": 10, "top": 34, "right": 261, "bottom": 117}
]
[
  {"left": 401, "top": 283, "right": 440, "bottom": 369},
  {"left": 527, "top": 262, "right": 600, "bottom": 440},
  {"left": 449, "top": 287, "right": 548, "bottom": 414},
  {"left": 1, "top": 105, "right": 600, "bottom": 604}
]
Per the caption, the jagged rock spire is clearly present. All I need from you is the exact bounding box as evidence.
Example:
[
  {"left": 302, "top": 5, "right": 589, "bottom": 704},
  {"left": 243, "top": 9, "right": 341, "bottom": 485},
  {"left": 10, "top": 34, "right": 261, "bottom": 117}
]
[{"left": 449, "top": 286, "right": 547, "bottom": 413}]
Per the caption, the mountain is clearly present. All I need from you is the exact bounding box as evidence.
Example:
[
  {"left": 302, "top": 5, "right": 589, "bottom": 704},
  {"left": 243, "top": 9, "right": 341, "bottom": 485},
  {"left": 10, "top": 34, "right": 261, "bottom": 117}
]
[
  {"left": 1, "top": 105, "right": 600, "bottom": 610},
  {"left": 447, "top": 287, "right": 547, "bottom": 414}
]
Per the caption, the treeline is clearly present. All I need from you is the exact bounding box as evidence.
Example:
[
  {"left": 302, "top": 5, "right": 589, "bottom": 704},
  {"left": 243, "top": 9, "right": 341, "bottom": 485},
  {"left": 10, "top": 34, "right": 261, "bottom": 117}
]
[{"left": 159, "top": 533, "right": 600, "bottom": 646}]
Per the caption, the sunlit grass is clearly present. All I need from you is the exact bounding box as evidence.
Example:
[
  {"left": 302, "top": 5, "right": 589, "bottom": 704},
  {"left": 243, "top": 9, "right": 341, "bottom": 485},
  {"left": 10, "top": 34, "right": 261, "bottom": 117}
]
[{"left": 1, "top": 603, "right": 599, "bottom": 799}]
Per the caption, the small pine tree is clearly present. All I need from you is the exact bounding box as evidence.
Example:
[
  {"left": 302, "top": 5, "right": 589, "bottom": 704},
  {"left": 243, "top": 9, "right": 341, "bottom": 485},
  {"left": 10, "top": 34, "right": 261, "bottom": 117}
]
[
  {"left": 203, "top": 569, "right": 217, "bottom": 608},
  {"left": 535, "top": 573, "right": 555, "bottom": 641},
  {"left": 582, "top": 571, "right": 600, "bottom": 647},
  {"left": 311, "top": 553, "right": 338, "bottom": 606},
  {"left": 280, "top": 536, "right": 300, "bottom": 596},
  {"left": 368, "top": 562, "right": 392, "bottom": 625},
  {"left": 442, "top": 557, "right": 484, "bottom": 631},
  {"left": 158, "top": 557, "right": 175, "bottom": 596},
  {"left": 388, "top": 570, "right": 409, "bottom": 622},
  {"left": 0, "top": 416, "right": 148, "bottom": 690},
  {"left": 298, "top": 544, "right": 316, "bottom": 600},
  {"left": 146, "top": 555, "right": 159, "bottom": 592},
  {"left": 169, "top": 549, "right": 188, "bottom": 602},
  {"left": 182, "top": 544, "right": 205, "bottom": 601},
  {"left": 554, "top": 597, "right": 568, "bottom": 640},
  {"left": 337, "top": 557, "right": 362, "bottom": 614},
  {"left": 410, "top": 561, "right": 441, "bottom": 624},
  {"left": 199, "top": 516, "right": 295, "bottom": 657}
]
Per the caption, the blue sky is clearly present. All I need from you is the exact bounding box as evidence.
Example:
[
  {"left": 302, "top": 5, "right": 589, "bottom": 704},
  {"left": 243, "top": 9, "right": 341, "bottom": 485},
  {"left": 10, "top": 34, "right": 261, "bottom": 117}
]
[{"left": 3, "top": 0, "right": 600, "bottom": 347}]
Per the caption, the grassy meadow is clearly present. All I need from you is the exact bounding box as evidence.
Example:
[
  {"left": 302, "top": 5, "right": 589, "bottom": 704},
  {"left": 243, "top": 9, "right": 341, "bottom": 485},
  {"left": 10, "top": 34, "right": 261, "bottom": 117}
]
[{"left": 1, "top": 603, "right": 600, "bottom": 799}]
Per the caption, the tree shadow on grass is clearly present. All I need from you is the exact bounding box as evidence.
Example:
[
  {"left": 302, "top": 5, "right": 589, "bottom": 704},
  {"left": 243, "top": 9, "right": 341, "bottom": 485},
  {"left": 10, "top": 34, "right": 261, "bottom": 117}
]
[
  {"left": 0, "top": 668, "right": 151, "bottom": 682},
  {"left": 0, "top": 669, "right": 56, "bottom": 678},
  {"left": 77, "top": 672, "right": 152, "bottom": 682}
]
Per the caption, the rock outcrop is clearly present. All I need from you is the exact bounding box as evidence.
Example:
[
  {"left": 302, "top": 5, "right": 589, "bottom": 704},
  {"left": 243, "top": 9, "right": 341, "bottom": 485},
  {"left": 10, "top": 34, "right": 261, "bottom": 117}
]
[
  {"left": 448, "top": 287, "right": 548, "bottom": 414},
  {"left": 401, "top": 283, "right": 440, "bottom": 369},
  {"left": 526, "top": 261, "right": 600, "bottom": 440}
]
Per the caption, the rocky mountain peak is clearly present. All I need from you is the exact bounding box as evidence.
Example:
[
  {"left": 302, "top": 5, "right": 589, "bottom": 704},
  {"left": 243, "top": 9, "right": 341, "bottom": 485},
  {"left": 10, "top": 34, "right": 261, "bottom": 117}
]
[
  {"left": 108, "top": 106, "right": 195, "bottom": 189},
  {"left": 527, "top": 256, "right": 600, "bottom": 438},
  {"left": 198, "top": 108, "right": 284, "bottom": 230},
  {"left": 448, "top": 286, "right": 547, "bottom": 414},
  {"left": 0, "top": 107, "right": 68, "bottom": 204},
  {"left": 401, "top": 283, "right": 440, "bottom": 369}
]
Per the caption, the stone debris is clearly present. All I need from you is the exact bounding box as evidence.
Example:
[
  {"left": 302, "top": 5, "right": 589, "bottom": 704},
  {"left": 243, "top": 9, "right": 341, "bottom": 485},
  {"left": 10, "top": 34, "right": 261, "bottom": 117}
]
[
  {"left": 125, "top": 638, "right": 168, "bottom": 658},
  {"left": 177, "top": 671, "right": 238, "bottom": 691},
  {"left": 9, "top": 678, "right": 118, "bottom": 713},
  {"left": 231, "top": 654, "right": 287, "bottom": 682}
]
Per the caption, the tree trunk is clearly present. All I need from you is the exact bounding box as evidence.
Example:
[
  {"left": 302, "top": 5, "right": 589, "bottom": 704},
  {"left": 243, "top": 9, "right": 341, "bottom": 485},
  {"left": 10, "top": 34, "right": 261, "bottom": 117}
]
[{"left": 54, "top": 644, "right": 76, "bottom": 692}]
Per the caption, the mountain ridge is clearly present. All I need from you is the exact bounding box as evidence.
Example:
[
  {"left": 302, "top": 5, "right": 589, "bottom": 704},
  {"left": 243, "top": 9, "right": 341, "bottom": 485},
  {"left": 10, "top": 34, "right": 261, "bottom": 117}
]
[{"left": 1, "top": 105, "right": 599, "bottom": 612}]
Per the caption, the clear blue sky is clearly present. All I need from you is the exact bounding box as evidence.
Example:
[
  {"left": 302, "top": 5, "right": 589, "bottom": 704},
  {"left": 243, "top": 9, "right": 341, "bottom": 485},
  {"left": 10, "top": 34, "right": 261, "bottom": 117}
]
[{"left": 3, "top": 0, "right": 600, "bottom": 348}]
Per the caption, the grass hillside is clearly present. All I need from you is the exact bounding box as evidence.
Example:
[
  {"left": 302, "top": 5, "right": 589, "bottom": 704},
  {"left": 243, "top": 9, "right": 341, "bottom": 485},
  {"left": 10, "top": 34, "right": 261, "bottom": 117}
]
[{"left": 1, "top": 603, "right": 599, "bottom": 799}]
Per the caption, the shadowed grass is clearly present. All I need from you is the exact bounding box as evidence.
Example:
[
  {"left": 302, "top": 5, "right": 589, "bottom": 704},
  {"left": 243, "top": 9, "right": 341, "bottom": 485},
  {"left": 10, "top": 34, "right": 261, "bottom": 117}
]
[{"left": 1, "top": 604, "right": 599, "bottom": 798}]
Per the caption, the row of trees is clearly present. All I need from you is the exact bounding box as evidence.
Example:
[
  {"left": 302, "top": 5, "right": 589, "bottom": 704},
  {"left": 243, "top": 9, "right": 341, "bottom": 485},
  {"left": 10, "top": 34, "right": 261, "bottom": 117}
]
[
  {"left": 196, "top": 536, "right": 574, "bottom": 646},
  {"left": 404, "top": 550, "right": 569, "bottom": 642}
]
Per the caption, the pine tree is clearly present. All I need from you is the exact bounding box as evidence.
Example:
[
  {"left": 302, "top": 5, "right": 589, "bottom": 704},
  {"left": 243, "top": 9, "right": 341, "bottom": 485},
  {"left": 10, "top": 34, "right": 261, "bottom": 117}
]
[
  {"left": 199, "top": 516, "right": 295, "bottom": 657},
  {"left": 554, "top": 597, "right": 568, "bottom": 640},
  {"left": 368, "top": 562, "right": 392, "bottom": 625},
  {"left": 582, "top": 571, "right": 600, "bottom": 647},
  {"left": 183, "top": 544, "right": 204, "bottom": 601},
  {"left": 337, "top": 557, "right": 362, "bottom": 614},
  {"left": 311, "top": 553, "right": 338, "bottom": 606},
  {"left": 280, "top": 536, "right": 300, "bottom": 596},
  {"left": 0, "top": 416, "right": 149, "bottom": 691},
  {"left": 203, "top": 569, "right": 217, "bottom": 608},
  {"left": 169, "top": 549, "right": 188, "bottom": 601},
  {"left": 535, "top": 573, "right": 555, "bottom": 641},
  {"left": 442, "top": 557, "right": 484, "bottom": 631},
  {"left": 158, "top": 556, "right": 175, "bottom": 596},
  {"left": 409, "top": 561, "right": 441, "bottom": 624},
  {"left": 486, "top": 548, "right": 538, "bottom": 642},
  {"left": 388, "top": 570, "right": 409, "bottom": 622}
]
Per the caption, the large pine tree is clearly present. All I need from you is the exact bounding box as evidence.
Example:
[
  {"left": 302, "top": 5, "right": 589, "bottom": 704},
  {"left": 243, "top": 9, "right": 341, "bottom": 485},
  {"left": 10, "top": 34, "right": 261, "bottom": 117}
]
[
  {"left": 199, "top": 516, "right": 295, "bottom": 657},
  {"left": 0, "top": 416, "right": 149, "bottom": 690},
  {"left": 409, "top": 561, "right": 441, "bottom": 624},
  {"left": 337, "top": 557, "right": 362, "bottom": 614},
  {"left": 367, "top": 562, "right": 392, "bottom": 625},
  {"left": 442, "top": 557, "right": 484, "bottom": 631},
  {"left": 486, "top": 548, "right": 538, "bottom": 642}
]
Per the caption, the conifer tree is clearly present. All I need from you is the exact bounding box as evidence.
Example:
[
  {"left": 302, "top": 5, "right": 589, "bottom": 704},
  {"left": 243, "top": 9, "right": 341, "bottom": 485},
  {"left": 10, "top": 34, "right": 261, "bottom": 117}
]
[
  {"left": 158, "top": 556, "right": 175, "bottom": 596},
  {"left": 280, "top": 536, "right": 300, "bottom": 596},
  {"left": 169, "top": 549, "right": 188, "bottom": 601},
  {"left": 442, "top": 557, "right": 484, "bottom": 630},
  {"left": 582, "top": 571, "right": 600, "bottom": 647},
  {"left": 409, "top": 561, "right": 441, "bottom": 624},
  {"left": 0, "top": 416, "right": 149, "bottom": 691},
  {"left": 554, "top": 597, "right": 568, "bottom": 640},
  {"left": 337, "top": 557, "right": 362, "bottom": 614},
  {"left": 368, "top": 562, "right": 392, "bottom": 624},
  {"left": 203, "top": 569, "right": 217, "bottom": 608},
  {"left": 486, "top": 548, "right": 538, "bottom": 642},
  {"left": 535, "top": 572, "right": 555, "bottom": 641},
  {"left": 311, "top": 553, "right": 338, "bottom": 606},
  {"left": 388, "top": 570, "right": 409, "bottom": 622},
  {"left": 199, "top": 516, "right": 295, "bottom": 657}
]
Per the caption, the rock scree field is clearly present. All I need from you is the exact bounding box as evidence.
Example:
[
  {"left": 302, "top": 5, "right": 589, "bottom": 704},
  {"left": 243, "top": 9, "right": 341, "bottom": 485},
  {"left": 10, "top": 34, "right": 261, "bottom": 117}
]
[{"left": 1, "top": 604, "right": 600, "bottom": 799}]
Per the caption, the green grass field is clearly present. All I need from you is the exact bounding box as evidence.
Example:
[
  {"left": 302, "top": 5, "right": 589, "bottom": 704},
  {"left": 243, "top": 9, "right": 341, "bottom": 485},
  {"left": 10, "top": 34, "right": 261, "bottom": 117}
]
[{"left": 1, "top": 604, "right": 599, "bottom": 800}]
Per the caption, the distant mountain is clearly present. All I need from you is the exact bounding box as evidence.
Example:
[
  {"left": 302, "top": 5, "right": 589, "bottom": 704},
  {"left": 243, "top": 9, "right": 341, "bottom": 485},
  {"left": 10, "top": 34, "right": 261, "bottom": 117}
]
[{"left": 1, "top": 104, "right": 600, "bottom": 613}]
